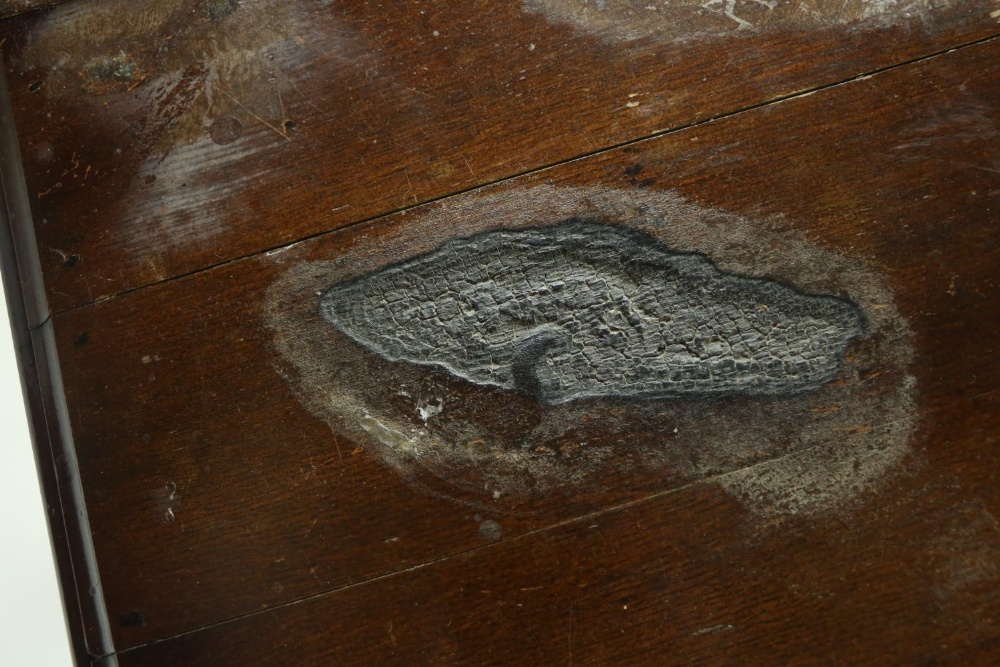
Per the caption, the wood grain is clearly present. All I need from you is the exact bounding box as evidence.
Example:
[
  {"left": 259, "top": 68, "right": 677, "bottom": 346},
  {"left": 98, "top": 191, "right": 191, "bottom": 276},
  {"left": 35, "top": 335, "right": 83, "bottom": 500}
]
[
  {"left": 39, "top": 34, "right": 1000, "bottom": 664},
  {"left": 0, "top": 0, "right": 997, "bottom": 315},
  {"left": 108, "top": 395, "right": 1000, "bottom": 667}
]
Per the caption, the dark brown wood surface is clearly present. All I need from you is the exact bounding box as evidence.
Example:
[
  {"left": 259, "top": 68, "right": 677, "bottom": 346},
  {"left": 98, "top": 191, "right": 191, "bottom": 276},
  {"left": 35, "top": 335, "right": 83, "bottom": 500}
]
[
  {"left": 109, "top": 397, "right": 999, "bottom": 667},
  {"left": 1, "top": 0, "right": 998, "bottom": 665},
  {"left": 46, "top": 34, "right": 1000, "bottom": 663},
  {"left": 0, "top": 0, "right": 997, "bottom": 315}
]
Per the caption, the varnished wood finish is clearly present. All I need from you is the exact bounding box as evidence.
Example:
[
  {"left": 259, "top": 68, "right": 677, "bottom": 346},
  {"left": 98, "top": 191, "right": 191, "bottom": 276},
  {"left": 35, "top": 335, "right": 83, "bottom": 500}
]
[
  {"left": 53, "top": 37, "right": 1000, "bottom": 662},
  {"left": 110, "top": 399, "right": 1000, "bottom": 666},
  {"left": 0, "top": 1, "right": 998, "bottom": 665},
  {"left": 0, "top": 0, "right": 997, "bottom": 313}
]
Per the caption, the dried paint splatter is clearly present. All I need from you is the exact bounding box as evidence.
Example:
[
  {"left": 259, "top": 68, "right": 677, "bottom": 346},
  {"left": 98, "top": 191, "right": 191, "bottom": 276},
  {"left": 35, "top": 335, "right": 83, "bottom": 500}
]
[{"left": 266, "top": 185, "right": 915, "bottom": 518}]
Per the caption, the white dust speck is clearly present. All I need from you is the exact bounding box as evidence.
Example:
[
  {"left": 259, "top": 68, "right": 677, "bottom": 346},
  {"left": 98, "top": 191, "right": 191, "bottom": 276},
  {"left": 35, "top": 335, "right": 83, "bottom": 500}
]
[{"left": 416, "top": 398, "right": 444, "bottom": 422}]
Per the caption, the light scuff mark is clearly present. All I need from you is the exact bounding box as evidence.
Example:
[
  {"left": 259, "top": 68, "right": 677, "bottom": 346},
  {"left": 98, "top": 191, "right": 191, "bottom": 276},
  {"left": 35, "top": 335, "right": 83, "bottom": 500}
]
[
  {"left": 20, "top": 0, "right": 333, "bottom": 151},
  {"left": 523, "top": 0, "right": 981, "bottom": 43},
  {"left": 14, "top": 0, "right": 384, "bottom": 267}
]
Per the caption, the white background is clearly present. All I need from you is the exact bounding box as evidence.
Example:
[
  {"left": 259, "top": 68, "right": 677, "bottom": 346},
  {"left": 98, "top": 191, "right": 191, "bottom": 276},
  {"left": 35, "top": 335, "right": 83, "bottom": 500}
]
[{"left": 0, "top": 276, "right": 73, "bottom": 666}]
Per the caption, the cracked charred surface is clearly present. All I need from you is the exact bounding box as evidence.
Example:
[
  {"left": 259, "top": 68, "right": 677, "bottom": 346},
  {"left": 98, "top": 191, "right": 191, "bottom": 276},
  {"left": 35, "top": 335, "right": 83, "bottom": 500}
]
[{"left": 321, "top": 222, "right": 866, "bottom": 404}]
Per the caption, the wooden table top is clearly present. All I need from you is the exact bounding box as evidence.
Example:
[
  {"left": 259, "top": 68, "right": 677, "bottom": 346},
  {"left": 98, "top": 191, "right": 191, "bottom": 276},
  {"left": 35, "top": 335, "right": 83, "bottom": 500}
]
[{"left": 0, "top": 1, "right": 997, "bottom": 665}]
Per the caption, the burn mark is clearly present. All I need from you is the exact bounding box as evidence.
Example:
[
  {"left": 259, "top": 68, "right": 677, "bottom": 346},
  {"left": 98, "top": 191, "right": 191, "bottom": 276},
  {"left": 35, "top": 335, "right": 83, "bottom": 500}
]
[
  {"left": 268, "top": 185, "right": 915, "bottom": 516},
  {"left": 320, "top": 222, "right": 865, "bottom": 405}
]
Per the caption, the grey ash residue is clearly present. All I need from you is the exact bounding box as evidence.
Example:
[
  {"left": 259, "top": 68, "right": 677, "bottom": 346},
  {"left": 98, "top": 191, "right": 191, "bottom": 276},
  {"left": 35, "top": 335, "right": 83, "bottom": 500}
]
[{"left": 320, "top": 222, "right": 865, "bottom": 404}]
